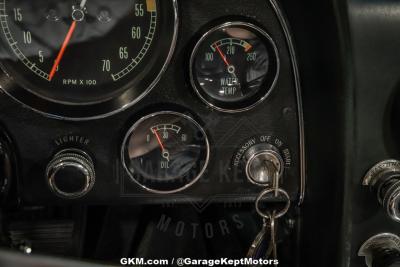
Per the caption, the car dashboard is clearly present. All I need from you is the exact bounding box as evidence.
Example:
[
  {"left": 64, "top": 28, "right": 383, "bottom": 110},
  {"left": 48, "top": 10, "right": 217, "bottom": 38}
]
[{"left": 0, "top": 0, "right": 398, "bottom": 267}]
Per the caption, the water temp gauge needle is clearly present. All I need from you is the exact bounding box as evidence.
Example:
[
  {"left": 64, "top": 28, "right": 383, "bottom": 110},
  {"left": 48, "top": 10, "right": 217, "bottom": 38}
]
[
  {"left": 215, "top": 45, "right": 230, "bottom": 67},
  {"left": 215, "top": 45, "right": 237, "bottom": 78},
  {"left": 49, "top": 0, "right": 88, "bottom": 81}
]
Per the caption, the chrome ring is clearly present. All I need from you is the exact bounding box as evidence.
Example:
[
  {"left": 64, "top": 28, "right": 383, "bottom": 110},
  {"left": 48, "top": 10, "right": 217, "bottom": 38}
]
[
  {"left": 255, "top": 188, "right": 290, "bottom": 219},
  {"left": 245, "top": 148, "right": 283, "bottom": 187},
  {"left": 48, "top": 161, "right": 91, "bottom": 199},
  {"left": 0, "top": 0, "right": 179, "bottom": 121},
  {"left": 189, "top": 21, "right": 280, "bottom": 113},
  {"left": 384, "top": 181, "right": 400, "bottom": 222},
  {"left": 46, "top": 149, "right": 95, "bottom": 199},
  {"left": 121, "top": 111, "right": 210, "bottom": 194}
]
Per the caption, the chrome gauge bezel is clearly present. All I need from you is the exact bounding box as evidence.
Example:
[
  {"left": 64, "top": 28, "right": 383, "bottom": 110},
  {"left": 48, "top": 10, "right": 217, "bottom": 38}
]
[
  {"left": 121, "top": 111, "right": 210, "bottom": 194},
  {"left": 189, "top": 21, "right": 280, "bottom": 113},
  {"left": 0, "top": 0, "right": 179, "bottom": 121}
]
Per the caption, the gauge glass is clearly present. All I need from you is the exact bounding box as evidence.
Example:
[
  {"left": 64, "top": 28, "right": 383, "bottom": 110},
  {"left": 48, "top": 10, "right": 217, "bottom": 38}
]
[
  {"left": 190, "top": 22, "right": 279, "bottom": 112},
  {"left": 122, "top": 111, "right": 210, "bottom": 193},
  {"left": 0, "top": 0, "right": 177, "bottom": 119}
]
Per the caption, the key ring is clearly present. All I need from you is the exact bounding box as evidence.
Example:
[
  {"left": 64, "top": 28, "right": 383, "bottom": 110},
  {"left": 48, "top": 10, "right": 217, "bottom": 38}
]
[{"left": 255, "top": 188, "right": 290, "bottom": 219}]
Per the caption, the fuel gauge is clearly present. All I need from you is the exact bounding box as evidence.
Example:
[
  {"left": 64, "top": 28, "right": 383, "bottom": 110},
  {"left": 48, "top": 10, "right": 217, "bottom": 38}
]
[
  {"left": 121, "top": 111, "right": 210, "bottom": 194},
  {"left": 190, "top": 22, "right": 279, "bottom": 112}
]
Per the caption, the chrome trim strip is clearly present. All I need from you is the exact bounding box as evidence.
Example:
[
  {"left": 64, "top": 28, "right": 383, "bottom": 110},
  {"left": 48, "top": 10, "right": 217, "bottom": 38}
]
[{"left": 268, "top": 0, "right": 306, "bottom": 205}]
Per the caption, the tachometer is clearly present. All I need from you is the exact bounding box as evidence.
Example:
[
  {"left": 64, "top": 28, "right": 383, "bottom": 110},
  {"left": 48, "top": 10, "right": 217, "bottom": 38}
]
[{"left": 0, "top": 0, "right": 178, "bottom": 119}]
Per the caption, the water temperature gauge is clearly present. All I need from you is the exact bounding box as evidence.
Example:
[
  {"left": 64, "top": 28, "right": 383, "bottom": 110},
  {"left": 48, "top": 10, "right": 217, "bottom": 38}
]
[
  {"left": 121, "top": 111, "right": 210, "bottom": 193},
  {"left": 190, "top": 22, "right": 279, "bottom": 112}
]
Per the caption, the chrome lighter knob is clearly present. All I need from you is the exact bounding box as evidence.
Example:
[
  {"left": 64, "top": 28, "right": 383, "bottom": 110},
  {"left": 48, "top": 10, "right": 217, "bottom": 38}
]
[{"left": 46, "top": 149, "right": 95, "bottom": 199}]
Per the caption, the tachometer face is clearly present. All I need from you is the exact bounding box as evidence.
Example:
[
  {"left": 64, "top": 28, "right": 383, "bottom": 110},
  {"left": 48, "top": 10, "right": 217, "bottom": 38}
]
[
  {"left": 0, "top": 0, "right": 178, "bottom": 119},
  {"left": 121, "top": 111, "right": 210, "bottom": 194},
  {"left": 190, "top": 22, "right": 279, "bottom": 112}
]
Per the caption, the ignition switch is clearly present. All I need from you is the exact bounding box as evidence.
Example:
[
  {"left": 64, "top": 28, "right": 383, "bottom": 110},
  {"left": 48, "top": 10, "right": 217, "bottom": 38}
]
[
  {"left": 232, "top": 135, "right": 292, "bottom": 187},
  {"left": 243, "top": 143, "right": 284, "bottom": 186}
]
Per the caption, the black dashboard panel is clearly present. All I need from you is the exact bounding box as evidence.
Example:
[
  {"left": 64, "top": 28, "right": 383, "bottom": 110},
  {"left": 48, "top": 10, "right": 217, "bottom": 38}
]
[
  {"left": 345, "top": 0, "right": 400, "bottom": 266},
  {"left": 3, "top": 0, "right": 400, "bottom": 266},
  {"left": 280, "top": 0, "right": 349, "bottom": 266},
  {"left": 0, "top": 0, "right": 304, "bottom": 205},
  {"left": 283, "top": 0, "right": 400, "bottom": 266}
]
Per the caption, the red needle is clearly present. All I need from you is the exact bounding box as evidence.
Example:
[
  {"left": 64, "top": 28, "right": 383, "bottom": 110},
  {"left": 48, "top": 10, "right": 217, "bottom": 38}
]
[
  {"left": 49, "top": 21, "right": 78, "bottom": 81},
  {"left": 215, "top": 45, "right": 230, "bottom": 67},
  {"left": 153, "top": 130, "right": 165, "bottom": 151}
]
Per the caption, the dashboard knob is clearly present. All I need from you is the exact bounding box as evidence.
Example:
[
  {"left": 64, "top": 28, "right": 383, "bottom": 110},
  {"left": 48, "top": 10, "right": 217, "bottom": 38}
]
[
  {"left": 243, "top": 143, "right": 284, "bottom": 186},
  {"left": 358, "top": 233, "right": 400, "bottom": 267},
  {"left": 363, "top": 160, "right": 400, "bottom": 222},
  {"left": 46, "top": 149, "right": 95, "bottom": 199}
]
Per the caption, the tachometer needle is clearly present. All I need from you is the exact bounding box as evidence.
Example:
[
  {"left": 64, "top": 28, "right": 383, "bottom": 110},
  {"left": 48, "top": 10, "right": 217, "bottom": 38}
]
[
  {"left": 48, "top": 21, "right": 77, "bottom": 81},
  {"left": 49, "top": 0, "right": 88, "bottom": 81}
]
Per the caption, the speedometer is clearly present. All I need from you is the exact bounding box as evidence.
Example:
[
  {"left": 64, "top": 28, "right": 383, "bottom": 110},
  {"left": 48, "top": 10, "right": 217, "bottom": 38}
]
[{"left": 0, "top": 0, "right": 178, "bottom": 119}]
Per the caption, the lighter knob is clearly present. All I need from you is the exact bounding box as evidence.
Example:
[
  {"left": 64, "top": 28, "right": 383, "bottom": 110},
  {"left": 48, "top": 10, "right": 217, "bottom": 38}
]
[{"left": 46, "top": 149, "right": 95, "bottom": 199}]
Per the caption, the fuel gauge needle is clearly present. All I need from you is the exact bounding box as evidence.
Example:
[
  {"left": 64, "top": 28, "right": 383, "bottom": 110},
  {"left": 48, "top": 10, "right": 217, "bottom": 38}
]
[{"left": 49, "top": 0, "right": 88, "bottom": 81}]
